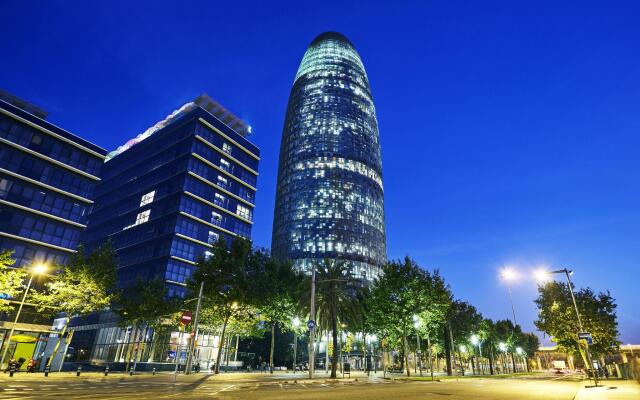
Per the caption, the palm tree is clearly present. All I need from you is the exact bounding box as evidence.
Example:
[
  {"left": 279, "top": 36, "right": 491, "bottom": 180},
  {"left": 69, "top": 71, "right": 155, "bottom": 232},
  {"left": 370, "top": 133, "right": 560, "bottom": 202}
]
[{"left": 299, "top": 259, "right": 364, "bottom": 378}]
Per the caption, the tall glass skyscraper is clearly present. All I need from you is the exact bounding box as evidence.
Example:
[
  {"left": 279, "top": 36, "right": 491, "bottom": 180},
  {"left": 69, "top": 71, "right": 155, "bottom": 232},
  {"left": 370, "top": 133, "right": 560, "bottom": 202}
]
[{"left": 271, "top": 32, "right": 386, "bottom": 281}]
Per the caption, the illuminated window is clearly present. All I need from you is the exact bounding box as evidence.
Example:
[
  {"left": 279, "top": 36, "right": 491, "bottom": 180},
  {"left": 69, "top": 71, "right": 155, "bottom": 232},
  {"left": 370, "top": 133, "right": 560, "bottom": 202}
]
[
  {"left": 236, "top": 205, "right": 251, "bottom": 220},
  {"left": 222, "top": 142, "right": 232, "bottom": 154},
  {"left": 211, "top": 211, "right": 222, "bottom": 225},
  {"left": 123, "top": 209, "right": 150, "bottom": 230},
  {"left": 207, "top": 231, "right": 219, "bottom": 245},
  {"left": 217, "top": 176, "right": 228, "bottom": 189},
  {"left": 139, "top": 190, "right": 156, "bottom": 206},
  {"left": 220, "top": 158, "right": 231, "bottom": 172},
  {"left": 135, "top": 210, "right": 150, "bottom": 225},
  {"left": 214, "top": 193, "right": 226, "bottom": 207}
]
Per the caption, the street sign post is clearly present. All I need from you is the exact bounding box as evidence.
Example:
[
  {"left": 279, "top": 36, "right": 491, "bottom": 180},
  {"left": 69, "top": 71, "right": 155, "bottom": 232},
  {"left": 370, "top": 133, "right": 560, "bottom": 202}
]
[
  {"left": 181, "top": 311, "right": 193, "bottom": 326},
  {"left": 578, "top": 332, "right": 593, "bottom": 345}
]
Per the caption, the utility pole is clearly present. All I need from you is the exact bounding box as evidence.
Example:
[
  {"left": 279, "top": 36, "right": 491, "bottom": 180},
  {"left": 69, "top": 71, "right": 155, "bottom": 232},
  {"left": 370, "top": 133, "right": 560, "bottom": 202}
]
[
  {"left": 561, "top": 269, "right": 598, "bottom": 387},
  {"left": 185, "top": 280, "right": 204, "bottom": 374},
  {"left": 308, "top": 263, "right": 316, "bottom": 379},
  {"left": 0, "top": 267, "right": 40, "bottom": 369}
]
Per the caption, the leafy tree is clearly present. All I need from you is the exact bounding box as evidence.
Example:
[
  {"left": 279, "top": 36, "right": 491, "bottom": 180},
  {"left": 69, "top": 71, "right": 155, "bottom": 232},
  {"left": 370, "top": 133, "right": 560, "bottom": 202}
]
[
  {"left": 518, "top": 332, "right": 540, "bottom": 371},
  {"left": 32, "top": 243, "right": 117, "bottom": 368},
  {"left": 447, "top": 300, "right": 483, "bottom": 373},
  {"left": 493, "top": 319, "right": 520, "bottom": 372},
  {"left": 114, "top": 277, "right": 181, "bottom": 369},
  {"left": 190, "top": 237, "right": 256, "bottom": 374},
  {"left": 0, "top": 250, "right": 24, "bottom": 313},
  {"left": 368, "top": 258, "right": 445, "bottom": 376},
  {"left": 535, "top": 281, "right": 619, "bottom": 365},
  {"left": 298, "top": 258, "right": 364, "bottom": 378},
  {"left": 254, "top": 252, "right": 302, "bottom": 373}
]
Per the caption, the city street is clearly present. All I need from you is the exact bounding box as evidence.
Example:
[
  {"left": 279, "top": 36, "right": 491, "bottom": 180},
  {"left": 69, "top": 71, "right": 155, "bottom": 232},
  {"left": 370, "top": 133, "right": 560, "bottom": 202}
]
[{"left": 1, "top": 372, "right": 638, "bottom": 399}]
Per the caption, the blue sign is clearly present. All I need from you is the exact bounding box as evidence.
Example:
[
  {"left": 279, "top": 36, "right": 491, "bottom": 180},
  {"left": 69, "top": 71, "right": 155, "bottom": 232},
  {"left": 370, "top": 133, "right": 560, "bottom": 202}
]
[
  {"left": 0, "top": 293, "right": 11, "bottom": 300},
  {"left": 578, "top": 332, "right": 593, "bottom": 345},
  {"left": 167, "top": 350, "right": 176, "bottom": 358},
  {"left": 307, "top": 320, "right": 315, "bottom": 330}
]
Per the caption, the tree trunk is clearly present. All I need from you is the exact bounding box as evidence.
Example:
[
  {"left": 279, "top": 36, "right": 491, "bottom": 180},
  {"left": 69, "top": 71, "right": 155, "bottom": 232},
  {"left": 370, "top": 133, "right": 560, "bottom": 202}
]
[
  {"left": 443, "top": 324, "right": 452, "bottom": 376},
  {"left": 488, "top": 344, "right": 495, "bottom": 375},
  {"left": 214, "top": 314, "right": 229, "bottom": 374},
  {"left": 511, "top": 351, "right": 517, "bottom": 373},
  {"left": 331, "top": 314, "right": 338, "bottom": 378},
  {"left": 269, "top": 322, "right": 275, "bottom": 374},
  {"left": 362, "top": 329, "right": 367, "bottom": 374},
  {"left": 403, "top": 326, "right": 410, "bottom": 377}
]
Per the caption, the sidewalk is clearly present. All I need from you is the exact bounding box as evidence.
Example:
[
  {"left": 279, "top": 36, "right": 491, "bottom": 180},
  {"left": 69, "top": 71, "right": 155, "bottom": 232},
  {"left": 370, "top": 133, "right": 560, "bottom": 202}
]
[
  {"left": 574, "top": 380, "right": 640, "bottom": 400},
  {"left": 0, "top": 369, "right": 381, "bottom": 383}
]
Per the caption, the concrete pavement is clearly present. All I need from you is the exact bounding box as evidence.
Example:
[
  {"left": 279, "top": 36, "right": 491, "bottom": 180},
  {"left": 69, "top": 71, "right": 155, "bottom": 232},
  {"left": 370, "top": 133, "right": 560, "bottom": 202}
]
[{"left": 0, "top": 371, "right": 638, "bottom": 399}]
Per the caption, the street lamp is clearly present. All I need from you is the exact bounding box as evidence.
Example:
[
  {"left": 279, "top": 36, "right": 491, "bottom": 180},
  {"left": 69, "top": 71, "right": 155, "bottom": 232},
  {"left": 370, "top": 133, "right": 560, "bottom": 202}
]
[
  {"left": 538, "top": 268, "right": 598, "bottom": 386},
  {"left": 0, "top": 262, "right": 48, "bottom": 369},
  {"left": 412, "top": 315, "right": 423, "bottom": 376},
  {"left": 470, "top": 334, "right": 483, "bottom": 375},
  {"left": 292, "top": 317, "right": 301, "bottom": 372},
  {"left": 500, "top": 267, "right": 520, "bottom": 373},
  {"left": 500, "top": 268, "right": 519, "bottom": 326}
]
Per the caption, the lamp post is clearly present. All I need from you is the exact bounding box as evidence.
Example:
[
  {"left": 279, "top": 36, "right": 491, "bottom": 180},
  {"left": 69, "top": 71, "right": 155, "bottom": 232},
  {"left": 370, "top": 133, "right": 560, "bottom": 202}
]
[
  {"left": 185, "top": 279, "right": 205, "bottom": 375},
  {"left": 0, "top": 263, "right": 47, "bottom": 369},
  {"left": 500, "top": 268, "right": 519, "bottom": 373},
  {"left": 540, "top": 268, "right": 598, "bottom": 386},
  {"left": 412, "top": 315, "right": 423, "bottom": 376},
  {"left": 499, "top": 342, "right": 508, "bottom": 373},
  {"left": 471, "top": 334, "right": 482, "bottom": 375},
  {"left": 308, "top": 263, "right": 316, "bottom": 379},
  {"left": 292, "top": 317, "right": 300, "bottom": 372}
]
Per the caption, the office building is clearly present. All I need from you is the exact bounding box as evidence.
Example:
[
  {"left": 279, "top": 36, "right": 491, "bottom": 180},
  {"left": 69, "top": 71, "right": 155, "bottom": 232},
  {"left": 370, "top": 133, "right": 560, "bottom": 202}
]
[
  {"left": 82, "top": 94, "right": 259, "bottom": 298},
  {"left": 0, "top": 90, "right": 107, "bottom": 367},
  {"left": 0, "top": 91, "right": 107, "bottom": 267},
  {"left": 271, "top": 32, "right": 386, "bottom": 281}
]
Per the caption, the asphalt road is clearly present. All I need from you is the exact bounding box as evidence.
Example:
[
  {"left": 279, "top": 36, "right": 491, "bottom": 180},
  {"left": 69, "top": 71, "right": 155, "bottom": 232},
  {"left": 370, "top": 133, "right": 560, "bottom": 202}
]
[{"left": 0, "top": 372, "right": 630, "bottom": 400}]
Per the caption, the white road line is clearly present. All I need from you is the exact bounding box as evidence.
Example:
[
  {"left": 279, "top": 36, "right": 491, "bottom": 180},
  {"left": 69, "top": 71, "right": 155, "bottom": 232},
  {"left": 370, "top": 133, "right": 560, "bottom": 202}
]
[{"left": 209, "top": 384, "right": 236, "bottom": 396}]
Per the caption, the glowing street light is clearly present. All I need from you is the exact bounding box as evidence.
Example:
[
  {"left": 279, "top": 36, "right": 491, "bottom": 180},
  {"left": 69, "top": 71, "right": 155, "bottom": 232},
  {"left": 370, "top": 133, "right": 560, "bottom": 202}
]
[
  {"left": 470, "top": 334, "right": 483, "bottom": 375},
  {"left": 535, "top": 268, "right": 551, "bottom": 283},
  {"left": 0, "top": 262, "right": 48, "bottom": 369},
  {"left": 498, "top": 342, "right": 507, "bottom": 352},
  {"left": 412, "top": 315, "right": 423, "bottom": 376},
  {"left": 292, "top": 317, "right": 301, "bottom": 371},
  {"left": 501, "top": 268, "right": 518, "bottom": 281},
  {"left": 516, "top": 347, "right": 523, "bottom": 356}
]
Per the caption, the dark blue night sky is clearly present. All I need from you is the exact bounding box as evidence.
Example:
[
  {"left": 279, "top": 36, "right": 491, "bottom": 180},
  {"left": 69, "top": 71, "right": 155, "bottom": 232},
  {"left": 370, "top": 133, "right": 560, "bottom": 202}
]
[{"left": 2, "top": 1, "right": 638, "bottom": 343}]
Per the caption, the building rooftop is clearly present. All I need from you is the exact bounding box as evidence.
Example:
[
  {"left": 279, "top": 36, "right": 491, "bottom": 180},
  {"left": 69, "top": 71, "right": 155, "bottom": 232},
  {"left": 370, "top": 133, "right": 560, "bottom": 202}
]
[
  {"left": 0, "top": 89, "right": 48, "bottom": 119},
  {"left": 106, "top": 93, "right": 251, "bottom": 161}
]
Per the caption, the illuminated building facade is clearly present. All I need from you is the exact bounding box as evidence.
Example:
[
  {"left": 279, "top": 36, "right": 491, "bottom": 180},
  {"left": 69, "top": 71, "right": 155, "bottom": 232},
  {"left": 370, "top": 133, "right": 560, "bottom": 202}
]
[
  {"left": 82, "top": 94, "right": 259, "bottom": 298},
  {"left": 271, "top": 32, "right": 386, "bottom": 281}
]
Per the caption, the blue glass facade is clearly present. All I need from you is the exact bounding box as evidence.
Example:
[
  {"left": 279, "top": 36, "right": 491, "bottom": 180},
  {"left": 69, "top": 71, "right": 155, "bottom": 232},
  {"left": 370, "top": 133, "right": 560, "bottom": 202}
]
[
  {"left": 82, "top": 95, "right": 259, "bottom": 297},
  {"left": 0, "top": 97, "right": 107, "bottom": 267},
  {"left": 271, "top": 32, "right": 386, "bottom": 281}
]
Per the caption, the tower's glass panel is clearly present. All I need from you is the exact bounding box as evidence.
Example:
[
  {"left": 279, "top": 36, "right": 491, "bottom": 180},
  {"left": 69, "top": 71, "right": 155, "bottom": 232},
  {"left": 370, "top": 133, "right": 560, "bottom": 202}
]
[{"left": 272, "top": 32, "right": 386, "bottom": 281}]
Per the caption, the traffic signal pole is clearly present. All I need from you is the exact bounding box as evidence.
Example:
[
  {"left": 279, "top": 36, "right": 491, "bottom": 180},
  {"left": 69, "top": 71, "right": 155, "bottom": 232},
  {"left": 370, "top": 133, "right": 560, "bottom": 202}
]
[{"left": 185, "top": 280, "right": 204, "bottom": 374}]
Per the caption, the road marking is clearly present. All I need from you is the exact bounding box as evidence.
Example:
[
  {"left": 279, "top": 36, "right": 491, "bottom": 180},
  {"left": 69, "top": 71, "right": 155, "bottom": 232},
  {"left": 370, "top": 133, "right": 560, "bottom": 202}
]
[{"left": 209, "top": 384, "right": 236, "bottom": 396}]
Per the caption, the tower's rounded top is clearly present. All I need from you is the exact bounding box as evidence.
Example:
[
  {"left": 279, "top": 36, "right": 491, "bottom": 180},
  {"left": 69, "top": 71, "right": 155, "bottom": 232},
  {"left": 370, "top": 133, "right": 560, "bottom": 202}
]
[{"left": 310, "top": 31, "right": 353, "bottom": 47}]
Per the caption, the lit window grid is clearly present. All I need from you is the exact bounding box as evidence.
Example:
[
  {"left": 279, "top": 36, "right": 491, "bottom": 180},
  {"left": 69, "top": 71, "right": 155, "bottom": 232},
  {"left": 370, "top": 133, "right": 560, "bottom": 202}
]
[{"left": 272, "top": 34, "right": 386, "bottom": 281}]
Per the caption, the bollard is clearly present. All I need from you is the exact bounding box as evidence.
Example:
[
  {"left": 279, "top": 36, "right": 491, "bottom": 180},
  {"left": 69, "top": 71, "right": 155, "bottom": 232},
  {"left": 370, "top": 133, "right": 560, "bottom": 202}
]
[
  {"left": 9, "top": 365, "right": 15, "bottom": 377},
  {"left": 105, "top": 366, "right": 109, "bottom": 376},
  {"left": 76, "top": 365, "right": 82, "bottom": 376},
  {"left": 152, "top": 367, "right": 156, "bottom": 375},
  {"left": 44, "top": 365, "right": 50, "bottom": 377},
  {"left": 129, "top": 366, "right": 134, "bottom": 376}
]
